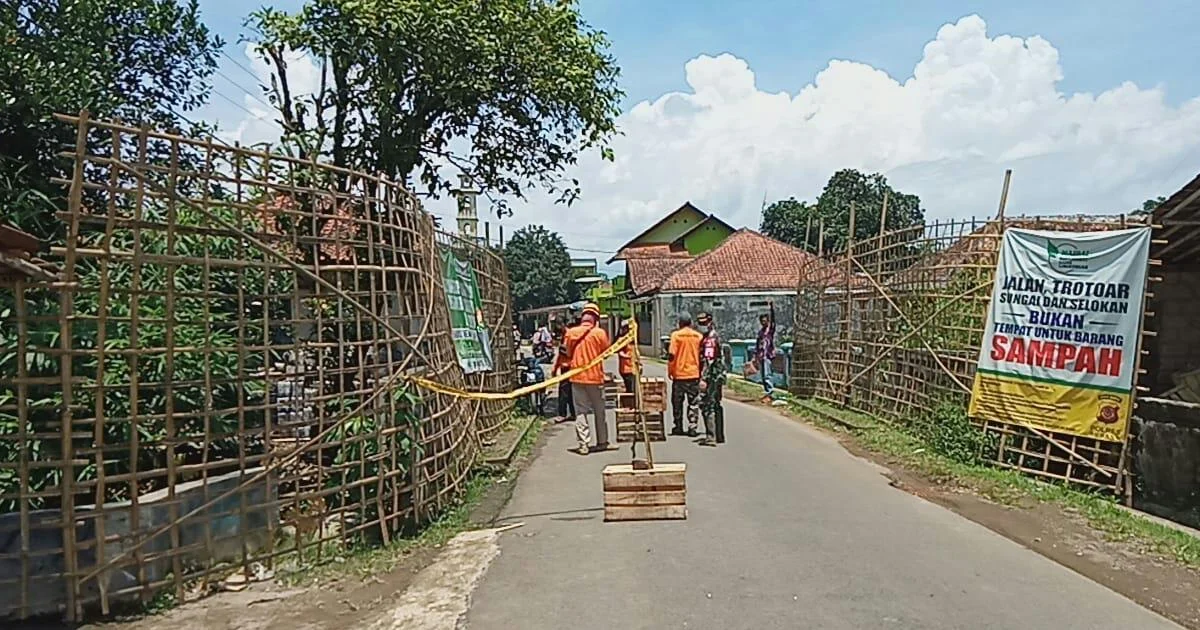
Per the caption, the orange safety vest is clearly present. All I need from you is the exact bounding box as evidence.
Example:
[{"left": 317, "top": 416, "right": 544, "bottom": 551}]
[
  {"left": 667, "top": 327, "right": 702, "bottom": 380},
  {"left": 565, "top": 322, "right": 610, "bottom": 385},
  {"left": 618, "top": 345, "right": 634, "bottom": 375}
]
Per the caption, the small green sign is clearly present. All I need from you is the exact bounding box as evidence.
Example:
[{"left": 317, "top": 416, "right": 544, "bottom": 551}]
[{"left": 440, "top": 247, "right": 493, "bottom": 373}]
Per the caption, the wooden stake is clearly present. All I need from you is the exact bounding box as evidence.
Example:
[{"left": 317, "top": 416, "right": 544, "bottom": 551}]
[
  {"left": 59, "top": 110, "right": 89, "bottom": 622},
  {"left": 817, "top": 217, "right": 825, "bottom": 257},
  {"left": 804, "top": 213, "right": 813, "bottom": 254},
  {"left": 996, "top": 169, "right": 1013, "bottom": 223},
  {"left": 844, "top": 203, "right": 856, "bottom": 402},
  {"left": 876, "top": 191, "right": 889, "bottom": 275}
]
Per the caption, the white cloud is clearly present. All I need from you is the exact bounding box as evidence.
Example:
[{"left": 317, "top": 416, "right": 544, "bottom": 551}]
[
  {"left": 520, "top": 14, "right": 1200, "bottom": 253},
  {"left": 215, "top": 15, "right": 1200, "bottom": 254}
]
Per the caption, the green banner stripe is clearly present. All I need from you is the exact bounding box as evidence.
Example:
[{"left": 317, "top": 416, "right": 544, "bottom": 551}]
[{"left": 974, "top": 367, "right": 1132, "bottom": 395}]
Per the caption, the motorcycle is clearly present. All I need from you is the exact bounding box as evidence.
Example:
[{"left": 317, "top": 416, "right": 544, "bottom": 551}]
[
  {"left": 516, "top": 354, "right": 547, "bottom": 415},
  {"left": 531, "top": 341, "right": 553, "bottom": 364}
]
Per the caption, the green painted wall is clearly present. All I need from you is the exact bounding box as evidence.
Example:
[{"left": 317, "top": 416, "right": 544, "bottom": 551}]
[
  {"left": 681, "top": 220, "right": 734, "bottom": 255},
  {"left": 629, "top": 205, "right": 707, "bottom": 247}
]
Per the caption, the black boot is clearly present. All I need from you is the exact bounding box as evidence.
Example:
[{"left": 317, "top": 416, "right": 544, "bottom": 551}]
[{"left": 670, "top": 424, "right": 685, "bottom": 436}]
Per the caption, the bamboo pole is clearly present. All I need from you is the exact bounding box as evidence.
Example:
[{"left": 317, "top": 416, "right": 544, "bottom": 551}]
[
  {"left": 996, "top": 169, "right": 1013, "bottom": 224},
  {"left": 818, "top": 218, "right": 825, "bottom": 257},
  {"left": 804, "top": 213, "right": 813, "bottom": 254},
  {"left": 843, "top": 203, "right": 856, "bottom": 403},
  {"left": 59, "top": 110, "right": 90, "bottom": 622}
]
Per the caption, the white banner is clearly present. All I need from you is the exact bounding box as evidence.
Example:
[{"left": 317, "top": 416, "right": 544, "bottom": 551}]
[{"left": 968, "top": 227, "right": 1151, "bottom": 442}]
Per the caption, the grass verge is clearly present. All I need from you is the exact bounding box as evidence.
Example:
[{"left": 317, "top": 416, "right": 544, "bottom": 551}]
[
  {"left": 283, "top": 414, "right": 544, "bottom": 587},
  {"left": 727, "top": 379, "right": 1200, "bottom": 569}
]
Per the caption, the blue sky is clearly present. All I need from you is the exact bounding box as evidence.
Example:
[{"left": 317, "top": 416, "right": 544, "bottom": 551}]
[
  {"left": 195, "top": 1, "right": 1200, "bottom": 263},
  {"left": 583, "top": 0, "right": 1200, "bottom": 107}
]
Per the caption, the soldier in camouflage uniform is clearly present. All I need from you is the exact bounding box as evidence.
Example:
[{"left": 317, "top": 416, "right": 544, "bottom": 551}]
[{"left": 696, "top": 312, "right": 725, "bottom": 446}]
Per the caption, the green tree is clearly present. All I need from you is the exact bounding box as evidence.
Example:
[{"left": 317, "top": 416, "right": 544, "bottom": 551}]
[
  {"left": 1, "top": 0, "right": 221, "bottom": 242},
  {"left": 249, "top": 0, "right": 622, "bottom": 207},
  {"left": 761, "top": 169, "right": 925, "bottom": 254},
  {"left": 503, "top": 226, "right": 579, "bottom": 312},
  {"left": 760, "top": 197, "right": 817, "bottom": 250},
  {"left": 1138, "top": 196, "right": 1167, "bottom": 215}
]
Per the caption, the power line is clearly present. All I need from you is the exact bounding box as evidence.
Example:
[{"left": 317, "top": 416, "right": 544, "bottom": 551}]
[
  {"left": 220, "top": 48, "right": 265, "bottom": 85},
  {"left": 566, "top": 246, "right": 618, "bottom": 254},
  {"left": 213, "top": 66, "right": 276, "bottom": 114},
  {"left": 207, "top": 88, "right": 287, "bottom": 136}
]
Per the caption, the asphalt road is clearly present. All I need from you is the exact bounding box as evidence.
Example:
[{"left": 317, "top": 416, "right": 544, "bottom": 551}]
[{"left": 463, "top": 363, "right": 1180, "bottom": 630}]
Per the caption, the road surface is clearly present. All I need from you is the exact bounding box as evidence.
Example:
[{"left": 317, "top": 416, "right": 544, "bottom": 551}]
[{"left": 462, "top": 362, "right": 1179, "bottom": 630}]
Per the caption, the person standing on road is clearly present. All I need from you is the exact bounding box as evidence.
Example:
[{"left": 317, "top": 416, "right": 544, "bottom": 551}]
[
  {"left": 617, "top": 319, "right": 637, "bottom": 394},
  {"left": 755, "top": 301, "right": 777, "bottom": 403},
  {"left": 697, "top": 312, "right": 725, "bottom": 446},
  {"left": 565, "top": 303, "right": 612, "bottom": 455},
  {"left": 667, "top": 314, "right": 703, "bottom": 437},
  {"left": 552, "top": 320, "right": 574, "bottom": 422}
]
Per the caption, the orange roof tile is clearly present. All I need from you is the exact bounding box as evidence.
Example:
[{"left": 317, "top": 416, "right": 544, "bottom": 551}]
[{"left": 657, "top": 230, "right": 846, "bottom": 292}]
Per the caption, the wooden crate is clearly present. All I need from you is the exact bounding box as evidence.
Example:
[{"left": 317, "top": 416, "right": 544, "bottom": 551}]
[
  {"left": 614, "top": 409, "right": 666, "bottom": 443},
  {"left": 604, "top": 374, "right": 621, "bottom": 408},
  {"left": 641, "top": 377, "right": 666, "bottom": 412},
  {"left": 602, "top": 463, "right": 687, "bottom": 521}
]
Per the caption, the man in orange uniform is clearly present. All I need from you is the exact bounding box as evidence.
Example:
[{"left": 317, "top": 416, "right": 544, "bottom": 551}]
[
  {"left": 616, "top": 319, "right": 637, "bottom": 393},
  {"left": 564, "top": 303, "right": 612, "bottom": 455},
  {"left": 551, "top": 319, "right": 574, "bottom": 422},
  {"left": 667, "top": 314, "right": 703, "bottom": 437}
]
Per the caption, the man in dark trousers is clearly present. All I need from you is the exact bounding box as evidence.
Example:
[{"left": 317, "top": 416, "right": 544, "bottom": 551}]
[
  {"left": 667, "top": 314, "right": 703, "bottom": 436},
  {"left": 552, "top": 319, "right": 574, "bottom": 421},
  {"left": 697, "top": 312, "right": 725, "bottom": 446}
]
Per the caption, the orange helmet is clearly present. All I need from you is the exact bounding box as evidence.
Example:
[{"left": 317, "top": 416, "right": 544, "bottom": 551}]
[{"left": 581, "top": 302, "right": 601, "bottom": 317}]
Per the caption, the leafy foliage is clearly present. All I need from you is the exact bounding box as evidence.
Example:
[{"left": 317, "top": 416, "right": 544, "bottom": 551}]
[
  {"left": 1136, "top": 196, "right": 1167, "bottom": 215},
  {"left": 323, "top": 386, "right": 422, "bottom": 532},
  {"left": 248, "top": 0, "right": 623, "bottom": 207},
  {"left": 761, "top": 169, "right": 925, "bottom": 253},
  {"left": 0, "top": 202, "right": 285, "bottom": 511},
  {"left": 503, "top": 226, "right": 579, "bottom": 312},
  {"left": 0, "top": 0, "right": 220, "bottom": 242},
  {"left": 907, "top": 400, "right": 997, "bottom": 466},
  {"left": 760, "top": 198, "right": 816, "bottom": 250}
]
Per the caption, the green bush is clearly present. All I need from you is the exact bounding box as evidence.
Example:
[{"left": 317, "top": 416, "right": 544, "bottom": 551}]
[{"left": 907, "top": 400, "right": 996, "bottom": 466}]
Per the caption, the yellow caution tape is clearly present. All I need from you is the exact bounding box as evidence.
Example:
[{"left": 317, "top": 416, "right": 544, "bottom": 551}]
[{"left": 411, "top": 324, "right": 638, "bottom": 400}]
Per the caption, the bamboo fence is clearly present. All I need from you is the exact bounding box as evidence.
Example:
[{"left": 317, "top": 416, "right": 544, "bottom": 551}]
[
  {"left": 790, "top": 213, "right": 1153, "bottom": 493},
  {"left": 0, "top": 113, "right": 516, "bottom": 621}
]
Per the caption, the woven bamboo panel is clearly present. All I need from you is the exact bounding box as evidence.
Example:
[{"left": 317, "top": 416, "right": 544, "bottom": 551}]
[
  {"left": 0, "top": 112, "right": 517, "bottom": 621},
  {"left": 788, "top": 215, "right": 1149, "bottom": 493}
]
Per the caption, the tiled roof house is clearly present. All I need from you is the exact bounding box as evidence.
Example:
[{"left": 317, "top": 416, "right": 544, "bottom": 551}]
[{"left": 612, "top": 203, "right": 847, "bottom": 354}]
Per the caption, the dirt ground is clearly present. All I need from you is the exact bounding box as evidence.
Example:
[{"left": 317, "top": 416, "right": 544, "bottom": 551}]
[{"left": 726, "top": 389, "right": 1200, "bottom": 630}]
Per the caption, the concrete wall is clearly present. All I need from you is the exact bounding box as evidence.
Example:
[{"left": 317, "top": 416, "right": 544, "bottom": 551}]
[
  {"left": 1133, "top": 267, "right": 1200, "bottom": 529},
  {"left": 0, "top": 468, "right": 277, "bottom": 619},
  {"left": 644, "top": 291, "right": 796, "bottom": 356},
  {"left": 1147, "top": 267, "right": 1200, "bottom": 392},
  {"left": 680, "top": 220, "right": 733, "bottom": 255},
  {"left": 1132, "top": 398, "right": 1200, "bottom": 529}
]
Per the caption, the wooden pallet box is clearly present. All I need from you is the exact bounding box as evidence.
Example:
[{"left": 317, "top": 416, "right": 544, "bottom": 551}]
[
  {"left": 603, "top": 374, "right": 621, "bottom": 408},
  {"left": 614, "top": 409, "right": 666, "bottom": 443},
  {"left": 602, "top": 463, "right": 687, "bottom": 521},
  {"left": 640, "top": 377, "right": 666, "bottom": 412}
]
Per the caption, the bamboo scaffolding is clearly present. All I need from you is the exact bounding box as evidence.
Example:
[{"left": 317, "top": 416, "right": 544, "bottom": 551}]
[
  {"left": 0, "top": 113, "right": 517, "bottom": 621},
  {"left": 789, "top": 207, "right": 1152, "bottom": 493}
]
